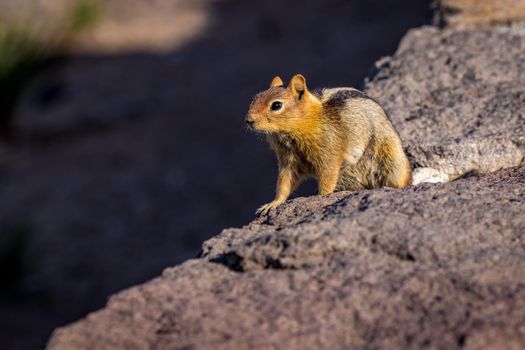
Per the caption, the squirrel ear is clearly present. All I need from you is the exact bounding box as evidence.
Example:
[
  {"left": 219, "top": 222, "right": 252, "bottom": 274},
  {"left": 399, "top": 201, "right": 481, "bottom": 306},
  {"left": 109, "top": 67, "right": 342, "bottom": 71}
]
[
  {"left": 270, "top": 76, "right": 284, "bottom": 87},
  {"left": 289, "top": 74, "right": 307, "bottom": 100}
]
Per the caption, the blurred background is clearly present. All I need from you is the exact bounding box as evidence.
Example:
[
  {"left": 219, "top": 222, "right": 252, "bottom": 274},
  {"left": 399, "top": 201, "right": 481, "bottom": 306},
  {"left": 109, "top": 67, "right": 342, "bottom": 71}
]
[{"left": 0, "top": 0, "right": 431, "bottom": 348}]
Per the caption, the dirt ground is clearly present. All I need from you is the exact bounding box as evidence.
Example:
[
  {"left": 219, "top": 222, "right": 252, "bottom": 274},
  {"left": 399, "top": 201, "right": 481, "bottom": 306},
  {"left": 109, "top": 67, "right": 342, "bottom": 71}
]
[{"left": 0, "top": 1, "right": 431, "bottom": 349}]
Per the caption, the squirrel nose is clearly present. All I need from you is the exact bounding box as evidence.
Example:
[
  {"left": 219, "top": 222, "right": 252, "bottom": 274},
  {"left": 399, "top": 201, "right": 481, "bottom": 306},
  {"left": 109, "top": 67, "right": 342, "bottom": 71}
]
[{"left": 245, "top": 117, "right": 255, "bottom": 128}]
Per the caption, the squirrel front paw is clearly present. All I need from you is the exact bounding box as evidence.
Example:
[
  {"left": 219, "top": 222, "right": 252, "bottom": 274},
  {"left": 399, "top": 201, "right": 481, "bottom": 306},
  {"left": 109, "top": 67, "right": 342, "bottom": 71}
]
[{"left": 256, "top": 200, "right": 283, "bottom": 216}]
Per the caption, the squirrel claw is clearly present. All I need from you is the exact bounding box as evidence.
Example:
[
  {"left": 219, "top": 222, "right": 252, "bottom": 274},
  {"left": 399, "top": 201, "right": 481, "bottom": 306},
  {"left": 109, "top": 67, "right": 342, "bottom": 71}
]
[{"left": 256, "top": 201, "right": 281, "bottom": 216}]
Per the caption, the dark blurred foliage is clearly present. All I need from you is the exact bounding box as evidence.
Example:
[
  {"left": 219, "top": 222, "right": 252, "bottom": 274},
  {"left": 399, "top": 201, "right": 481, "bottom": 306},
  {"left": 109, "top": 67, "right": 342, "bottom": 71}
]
[
  {"left": 0, "top": 29, "right": 45, "bottom": 129},
  {"left": 0, "top": 222, "right": 33, "bottom": 289},
  {"left": 0, "top": 1, "right": 101, "bottom": 131}
]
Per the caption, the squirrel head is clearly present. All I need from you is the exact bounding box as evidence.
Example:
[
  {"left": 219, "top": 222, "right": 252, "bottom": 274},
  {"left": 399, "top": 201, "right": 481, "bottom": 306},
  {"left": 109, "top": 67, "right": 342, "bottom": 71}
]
[{"left": 246, "top": 74, "right": 322, "bottom": 134}]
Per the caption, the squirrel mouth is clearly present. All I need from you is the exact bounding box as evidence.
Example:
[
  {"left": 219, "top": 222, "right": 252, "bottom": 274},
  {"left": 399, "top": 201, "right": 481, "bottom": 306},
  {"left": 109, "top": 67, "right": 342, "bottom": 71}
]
[
  {"left": 246, "top": 124, "right": 269, "bottom": 135},
  {"left": 245, "top": 119, "right": 255, "bottom": 129},
  {"left": 245, "top": 118, "right": 265, "bottom": 134}
]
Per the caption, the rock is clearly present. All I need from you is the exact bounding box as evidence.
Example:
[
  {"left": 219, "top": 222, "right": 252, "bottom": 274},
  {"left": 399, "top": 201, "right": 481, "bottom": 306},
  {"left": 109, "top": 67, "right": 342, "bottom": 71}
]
[
  {"left": 412, "top": 167, "right": 449, "bottom": 184},
  {"left": 434, "top": 0, "right": 525, "bottom": 28},
  {"left": 408, "top": 139, "right": 523, "bottom": 184},
  {"left": 365, "top": 24, "right": 525, "bottom": 182},
  {"left": 47, "top": 21, "right": 525, "bottom": 350},
  {"left": 47, "top": 165, "right": 525, "bottom": 350}
]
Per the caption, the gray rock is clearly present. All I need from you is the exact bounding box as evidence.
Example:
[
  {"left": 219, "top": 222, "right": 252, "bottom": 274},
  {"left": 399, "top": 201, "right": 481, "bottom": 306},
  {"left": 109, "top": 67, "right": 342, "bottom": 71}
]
[
  {"left": 47, "top": 22, "right": 525, "bottom": 350},
  {"left": 408, "top": 138, "right": 523, "bottom": 184},
  {"left": 48, "top": 165, "right": 525, "bottom": 350},
  {"left": 365, "top": 25, "right": 525, "bottom": 182},
  {"left": 434, "top": 0, "right": 525, "bottom": 28}
]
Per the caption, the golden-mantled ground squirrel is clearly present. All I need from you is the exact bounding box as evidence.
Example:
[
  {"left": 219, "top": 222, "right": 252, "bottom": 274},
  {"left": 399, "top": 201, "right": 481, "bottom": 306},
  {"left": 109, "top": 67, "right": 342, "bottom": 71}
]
[{"left": 246, "top": 74, "right": 412, "bottom": 215}]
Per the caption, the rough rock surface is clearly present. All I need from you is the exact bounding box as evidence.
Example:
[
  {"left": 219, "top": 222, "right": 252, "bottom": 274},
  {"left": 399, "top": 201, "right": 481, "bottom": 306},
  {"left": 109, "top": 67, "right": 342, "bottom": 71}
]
[
  {"left": 48, "top": 166, "right": 525, "bottom": 350},
  {"left": 47, "top": 23, "right": 525, "bottom": 350},
  {"left": 365, "top": 25, "right": 525, "bottom": 182},
  {"left": 435, "top": 0, "right": 525, "bottom": 27}
]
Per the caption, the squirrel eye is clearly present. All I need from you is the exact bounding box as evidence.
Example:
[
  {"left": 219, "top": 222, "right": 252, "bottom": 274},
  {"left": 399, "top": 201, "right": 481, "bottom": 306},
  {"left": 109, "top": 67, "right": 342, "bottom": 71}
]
[{"left": 270, "top": 101, "right": 282, "bottom": 111}]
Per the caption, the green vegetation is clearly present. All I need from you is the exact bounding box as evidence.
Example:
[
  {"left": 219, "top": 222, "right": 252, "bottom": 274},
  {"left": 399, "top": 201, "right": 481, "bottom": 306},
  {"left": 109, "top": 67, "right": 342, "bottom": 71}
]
[
  {"left": 69, "top": 0, "right": 103, "bottom": 34},
  {"left": 0, "top": 1, "right": 102, "bottom": 130},
  {"left": 0, "top": 27, "right": 45, "bottom": 128}
]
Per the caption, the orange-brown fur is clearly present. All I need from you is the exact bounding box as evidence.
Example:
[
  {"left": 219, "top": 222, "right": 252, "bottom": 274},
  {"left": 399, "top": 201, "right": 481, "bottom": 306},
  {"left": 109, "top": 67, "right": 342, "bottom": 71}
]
[{"left": 246, "top": 74, "right": 412, "bottom": 215}]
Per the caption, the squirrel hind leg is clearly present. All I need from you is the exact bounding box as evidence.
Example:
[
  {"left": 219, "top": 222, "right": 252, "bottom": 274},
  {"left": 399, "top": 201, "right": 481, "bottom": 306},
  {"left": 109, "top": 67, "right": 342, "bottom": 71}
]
[
  {"left": 385, "top": 164, "right": 412, "bottom": 188},
  {"left": 385, "top": 154, "right": 413, "bottom": 188},
  {"left": 377, "top": 140, "right": 412, "bottom": 189}
]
